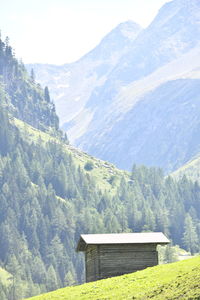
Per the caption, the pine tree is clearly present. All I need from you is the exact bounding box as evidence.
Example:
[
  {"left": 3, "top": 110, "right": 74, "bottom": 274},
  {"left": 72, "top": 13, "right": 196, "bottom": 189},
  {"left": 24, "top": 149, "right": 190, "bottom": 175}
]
[
  {"left": 44, "top": 86, "right": 50, "bottom": 103},
  {"left": 182, "top": 214, "right": 199, "bottom": 254},
  {"left": 31, "top": 68, "right": 35, "bottom": 82}
]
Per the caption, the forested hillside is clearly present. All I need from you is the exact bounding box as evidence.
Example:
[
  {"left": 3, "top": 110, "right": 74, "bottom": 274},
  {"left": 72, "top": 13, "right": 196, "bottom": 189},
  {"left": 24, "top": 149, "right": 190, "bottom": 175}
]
[
  {"left": 1, "top": 111, "right": 200, "bottom": 299},
  {"left": 0, "top": 36, "right": 60, "bottom": 135},
  {"left": 0, "top": 36, "right": 200, "bottom": 300}
]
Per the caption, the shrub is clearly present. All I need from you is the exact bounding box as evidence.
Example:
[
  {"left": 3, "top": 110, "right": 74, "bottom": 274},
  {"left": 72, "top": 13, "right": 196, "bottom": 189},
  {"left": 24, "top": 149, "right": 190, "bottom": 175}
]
[{"left": 84, "top": 161, "right": 94, "bottom": 171}]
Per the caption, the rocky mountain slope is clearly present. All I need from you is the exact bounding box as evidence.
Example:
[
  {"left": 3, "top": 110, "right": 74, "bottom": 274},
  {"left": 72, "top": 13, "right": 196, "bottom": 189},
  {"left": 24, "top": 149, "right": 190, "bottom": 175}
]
[
  {"left": 27, "top": 21, "right": 142, "bottom": 128},
  {"left": 28, "top": 0, "right": 200, "bottom": 173}
]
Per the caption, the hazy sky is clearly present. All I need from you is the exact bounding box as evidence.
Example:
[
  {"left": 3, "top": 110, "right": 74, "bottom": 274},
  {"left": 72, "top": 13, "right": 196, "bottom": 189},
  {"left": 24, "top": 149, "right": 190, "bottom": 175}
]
[{"left": 0, "top": 0, "right": 169, "bottom": 65}]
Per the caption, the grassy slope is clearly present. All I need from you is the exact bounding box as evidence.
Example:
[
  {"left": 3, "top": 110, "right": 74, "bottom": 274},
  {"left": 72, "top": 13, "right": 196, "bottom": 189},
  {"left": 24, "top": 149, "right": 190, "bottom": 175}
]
[
  {"left": 171, "top": 154, "right": 200, "bottom": 182},
  {"left": 0, "top": 267, "right": 12, "bottom": 286},
  {"left": 26, "top": 256, "right": 200, "bottom": 300},
  {"left": 12, "top": 117, "right": 129, "bottom": 194}
]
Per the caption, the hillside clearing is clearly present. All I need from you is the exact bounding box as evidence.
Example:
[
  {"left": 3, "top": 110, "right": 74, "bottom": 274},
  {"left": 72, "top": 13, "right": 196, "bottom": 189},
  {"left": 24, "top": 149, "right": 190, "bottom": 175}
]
[{"left": 12, "top": 117, "right": 129, "bottom": 194}]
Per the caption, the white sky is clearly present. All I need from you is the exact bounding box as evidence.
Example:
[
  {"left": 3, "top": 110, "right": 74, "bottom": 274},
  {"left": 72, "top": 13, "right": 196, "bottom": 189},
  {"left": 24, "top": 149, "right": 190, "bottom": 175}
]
[{"left": 0, "top": 0, "right": 169, "bottom": 65}]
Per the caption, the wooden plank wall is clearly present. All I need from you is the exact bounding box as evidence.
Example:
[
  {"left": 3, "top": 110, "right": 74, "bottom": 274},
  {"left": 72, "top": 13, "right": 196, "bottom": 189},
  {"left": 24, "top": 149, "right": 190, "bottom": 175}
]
[
  {"left": 85, "top": 245, "right": 100, "bottom": 282},
  {"left": 85, "top": 244, "right": 158, "bottom": 282}
]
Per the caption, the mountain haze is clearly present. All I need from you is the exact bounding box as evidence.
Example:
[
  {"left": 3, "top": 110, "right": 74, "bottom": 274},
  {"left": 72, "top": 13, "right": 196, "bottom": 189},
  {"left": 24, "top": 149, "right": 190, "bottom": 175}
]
[{"left": 29, "top": 0, "right": 200, "bottom": 172}]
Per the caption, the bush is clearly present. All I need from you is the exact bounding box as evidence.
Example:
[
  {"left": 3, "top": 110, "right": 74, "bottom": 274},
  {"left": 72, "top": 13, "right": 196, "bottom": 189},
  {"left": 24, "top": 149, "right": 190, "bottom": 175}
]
[{"left": 84, "top": 161, "right": 94, "bottom": 171}]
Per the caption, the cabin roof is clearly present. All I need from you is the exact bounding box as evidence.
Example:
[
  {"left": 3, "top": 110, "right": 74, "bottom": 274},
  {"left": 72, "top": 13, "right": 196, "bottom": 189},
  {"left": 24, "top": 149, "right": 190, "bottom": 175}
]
[{"left": 76, "top": 232, "right": 170, "bottom": 251}]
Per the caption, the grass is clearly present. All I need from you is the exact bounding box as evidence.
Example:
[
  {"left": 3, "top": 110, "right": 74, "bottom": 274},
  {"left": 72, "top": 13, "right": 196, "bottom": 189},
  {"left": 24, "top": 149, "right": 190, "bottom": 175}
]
[
  {"left": 26, "top": 256, "right": 200, "bottom": 300},
  {"left": 0, "top": 267, "right": 12, "bottom": 287}
]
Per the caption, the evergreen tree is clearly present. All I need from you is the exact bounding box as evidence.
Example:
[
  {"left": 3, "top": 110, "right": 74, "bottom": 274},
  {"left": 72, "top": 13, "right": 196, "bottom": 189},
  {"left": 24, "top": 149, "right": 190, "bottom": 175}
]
[
  {"left": 44, "top": 86, "right": 50, "bottom": 103},
  {"left": 182, "top": 214, "right": 199, "bottom": 254}
]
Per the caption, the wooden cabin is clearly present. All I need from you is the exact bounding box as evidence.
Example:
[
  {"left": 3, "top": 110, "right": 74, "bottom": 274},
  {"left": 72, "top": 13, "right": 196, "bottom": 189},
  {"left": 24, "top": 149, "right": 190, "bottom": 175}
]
[{"left": 76, "top": 232, "right": 170, "bottom": 282}]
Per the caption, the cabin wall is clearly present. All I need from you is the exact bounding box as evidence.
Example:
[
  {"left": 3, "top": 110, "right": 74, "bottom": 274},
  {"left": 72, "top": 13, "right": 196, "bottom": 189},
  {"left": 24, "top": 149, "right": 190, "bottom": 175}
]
[
  {"left": 85, "top": 244, "right": 158, "bottom": 282},
  {"left": 85, "top": 245, "right": 100, "bottom": 282}
]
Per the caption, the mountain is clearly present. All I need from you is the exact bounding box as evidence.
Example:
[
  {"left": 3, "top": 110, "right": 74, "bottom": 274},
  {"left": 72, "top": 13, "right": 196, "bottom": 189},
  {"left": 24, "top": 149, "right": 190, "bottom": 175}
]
[
  {"left": 73, "top": 0, "right": 200, "bottom": 173},
  {"left": 26, "top": 21, "right": 142, "bottom": 128},
  {"left": 29, "top": 0, "right": 200, "bottom": 173},
  {"left": 26, "top": 256, "right": 200, "bottom": 300},
  {"left": 77, "top": 78, "right": 200, "bottom": 171}
]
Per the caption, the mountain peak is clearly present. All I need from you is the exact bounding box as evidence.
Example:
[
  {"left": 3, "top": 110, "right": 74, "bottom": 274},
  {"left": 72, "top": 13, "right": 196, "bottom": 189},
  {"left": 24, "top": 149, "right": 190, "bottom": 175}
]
[
  {"left": 78, "top": 20, "right": 142, "bottom": 62},
  {"left": 100, "top": 20, "right": 142, "bottom": 43},
  {"left": 115, "top": 20, "right": 143, "bottom": 40}
]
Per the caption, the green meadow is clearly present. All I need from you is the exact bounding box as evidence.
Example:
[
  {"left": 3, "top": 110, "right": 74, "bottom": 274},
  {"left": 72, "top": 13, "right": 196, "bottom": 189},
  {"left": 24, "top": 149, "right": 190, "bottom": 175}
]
[
  {"left": 27, "top": 256, "right": 200, "bottom": 300},
  {"left": 0, "top": 268, "right": 12, "bottom": 287}
]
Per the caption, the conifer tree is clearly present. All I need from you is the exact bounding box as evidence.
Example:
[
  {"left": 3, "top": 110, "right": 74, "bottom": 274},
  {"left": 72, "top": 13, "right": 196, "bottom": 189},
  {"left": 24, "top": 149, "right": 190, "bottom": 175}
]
[
  {"left": 44, "top": 86, "right": 50, "bottom": 103},
  {"left": 183, "top": 214, "right": 199, "bottom": 254}
]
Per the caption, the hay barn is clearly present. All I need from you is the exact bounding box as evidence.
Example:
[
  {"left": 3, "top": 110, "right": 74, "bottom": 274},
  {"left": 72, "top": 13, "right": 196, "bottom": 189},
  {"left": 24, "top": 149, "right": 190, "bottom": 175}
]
[{"left": 76, "top": 232, "right": 170, "bottom": 282}]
